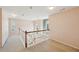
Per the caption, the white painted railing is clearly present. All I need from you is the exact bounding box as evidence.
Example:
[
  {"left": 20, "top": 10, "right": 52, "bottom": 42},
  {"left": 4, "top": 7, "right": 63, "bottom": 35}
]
[
  {"left": 19, "top": 28, "right": 49, "bottom": 48},
  {"left": 27, "top": 29, "right": 49, "bottom": 47},
  {"left": 19, "top": 28, "right": 26, "bottom": 47}
]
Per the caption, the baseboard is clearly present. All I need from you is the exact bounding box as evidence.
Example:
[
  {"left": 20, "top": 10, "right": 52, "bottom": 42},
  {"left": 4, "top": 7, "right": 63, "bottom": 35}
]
[
  {"left": 52, "top": 39, "right": 79, "bottom": 51},
  {"left": 2, "top": 37, "right": 8, "bottom": 47}
]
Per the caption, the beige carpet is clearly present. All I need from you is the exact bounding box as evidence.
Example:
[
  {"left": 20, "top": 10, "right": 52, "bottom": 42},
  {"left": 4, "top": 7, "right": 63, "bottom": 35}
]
[{"left": 0, "top": 35, "right": 78, "bottom": 52}]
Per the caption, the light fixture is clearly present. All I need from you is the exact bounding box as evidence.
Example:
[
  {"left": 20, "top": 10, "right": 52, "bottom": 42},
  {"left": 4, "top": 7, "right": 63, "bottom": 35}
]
[{"left": 48, "top": 6, "right": 54, "bottom": 10}]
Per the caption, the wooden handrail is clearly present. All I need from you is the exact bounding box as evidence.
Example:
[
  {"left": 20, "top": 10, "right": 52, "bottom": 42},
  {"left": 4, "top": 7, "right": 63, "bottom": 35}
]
[
  {"left": 27, "top": 29, "right": 49, "bottom": 33},
  {"left": 19, "top": 27, "right": 49, "bottom": 33},
  {"left": 19, "top": 27, "right": 49, "bottom": 48},
  {"left": 25, "top": 29, "right": 49, "bottom": 48}
]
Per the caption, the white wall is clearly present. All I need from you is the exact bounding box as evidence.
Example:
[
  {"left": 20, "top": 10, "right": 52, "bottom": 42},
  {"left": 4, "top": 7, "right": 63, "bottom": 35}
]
[
  {"left": 16, "top": 19, "right": 34, "bottom": 32},
  {"left": 2, "top": 9, "right": 9, "bottom": 46},
  {"left": 49, "top": 7, "right": 79, "bottom": 49},
  {"left": 0, "top": 8, "right": 2, "bottom": 47}
]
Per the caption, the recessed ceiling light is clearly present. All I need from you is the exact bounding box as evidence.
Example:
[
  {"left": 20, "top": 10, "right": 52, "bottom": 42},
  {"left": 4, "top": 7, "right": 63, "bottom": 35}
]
[{"left": 48, "top": 6, "right": 54, "bottom": 10}]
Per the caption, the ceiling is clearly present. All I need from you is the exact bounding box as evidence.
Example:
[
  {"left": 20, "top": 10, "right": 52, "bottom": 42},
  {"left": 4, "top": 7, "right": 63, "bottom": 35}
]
[{"left": 0, "top": 6, "right": 77, "bottom": 20}]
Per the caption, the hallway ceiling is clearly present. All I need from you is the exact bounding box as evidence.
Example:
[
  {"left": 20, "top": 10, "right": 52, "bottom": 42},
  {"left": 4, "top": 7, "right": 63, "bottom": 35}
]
[{"left": 0, "top": 6, "right": 77, "bottom": 20}]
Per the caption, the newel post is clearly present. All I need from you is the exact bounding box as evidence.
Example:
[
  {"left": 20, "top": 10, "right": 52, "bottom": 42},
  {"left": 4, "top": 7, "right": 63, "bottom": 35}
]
[{"left": 25, "top": 31, "right": 27, "bottom": 48}]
